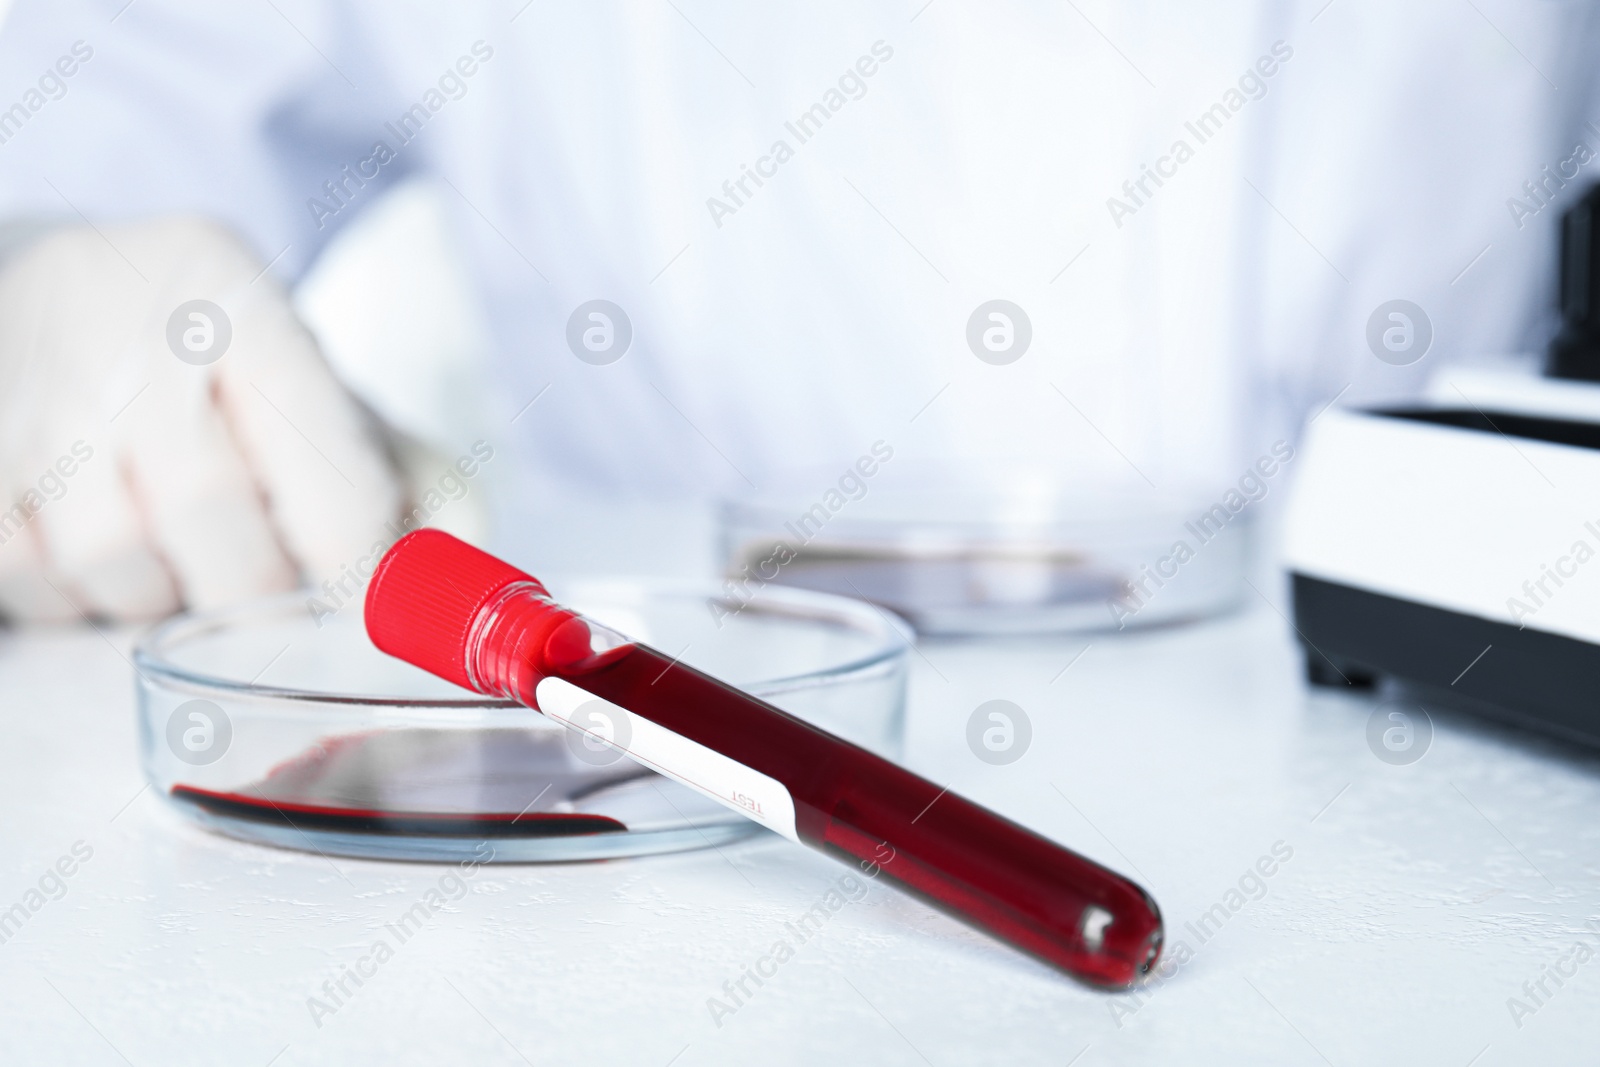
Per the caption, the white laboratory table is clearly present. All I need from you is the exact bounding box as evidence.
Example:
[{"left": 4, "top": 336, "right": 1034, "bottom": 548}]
[{"left": 0, "top": 584, "right": 1597, "bottom": 1066}]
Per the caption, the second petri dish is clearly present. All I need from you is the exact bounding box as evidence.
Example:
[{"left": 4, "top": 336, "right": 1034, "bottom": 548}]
[{"left": 720, "top": 469, "right": 1250, "bottom": 636}]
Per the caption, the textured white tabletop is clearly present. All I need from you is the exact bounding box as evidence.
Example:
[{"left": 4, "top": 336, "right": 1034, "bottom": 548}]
[{"left": 0, "top": 585, "right": 1596, "bottom": 1066}]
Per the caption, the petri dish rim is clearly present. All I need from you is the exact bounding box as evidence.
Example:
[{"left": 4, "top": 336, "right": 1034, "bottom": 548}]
[{"left": 132, "top": 579, "right": 915, "bottom": 710}]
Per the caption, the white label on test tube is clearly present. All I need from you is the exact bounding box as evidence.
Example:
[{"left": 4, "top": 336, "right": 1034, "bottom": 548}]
[{"left": 535, "top": 676, "right": 802, "bottom": 843}]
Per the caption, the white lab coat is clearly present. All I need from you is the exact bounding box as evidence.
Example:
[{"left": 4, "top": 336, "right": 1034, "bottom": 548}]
[{"left": 0, "top": 0, "right": 1593, "bottom": 509}]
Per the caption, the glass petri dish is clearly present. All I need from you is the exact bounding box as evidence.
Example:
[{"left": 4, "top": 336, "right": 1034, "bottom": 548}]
[
  {"left": 720, "top": 471, "right": 1249, "bottom": 636},
  {"left": 134, "top": 580, "right": 908, "bottom": 863}
]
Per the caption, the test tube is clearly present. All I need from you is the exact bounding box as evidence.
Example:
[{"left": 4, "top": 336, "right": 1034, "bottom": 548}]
[{"left": 365, "top": 530, "right": 1162, "bottom": 988}]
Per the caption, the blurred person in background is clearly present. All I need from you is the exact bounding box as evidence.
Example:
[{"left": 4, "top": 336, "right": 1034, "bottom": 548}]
[{"left": 0, "top": 0, "right": 1594, "bottom": 622}]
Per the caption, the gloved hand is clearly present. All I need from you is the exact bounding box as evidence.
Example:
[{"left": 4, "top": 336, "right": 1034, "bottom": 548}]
[{"left": 0, "top": 217, "right": 404, "bottom": 622}]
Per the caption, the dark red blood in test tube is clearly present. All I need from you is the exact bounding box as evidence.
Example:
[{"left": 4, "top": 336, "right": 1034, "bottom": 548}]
[{"left": 365, "top": 530, "right": 1162, "bottom": 988}]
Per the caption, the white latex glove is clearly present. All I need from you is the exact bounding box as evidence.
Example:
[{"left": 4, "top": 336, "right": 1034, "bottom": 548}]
[{"left": 0, "top": 218, "right": 404, "bottom": 622}]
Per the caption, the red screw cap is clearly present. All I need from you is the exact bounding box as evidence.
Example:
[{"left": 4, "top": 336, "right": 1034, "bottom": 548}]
[{"left": 363, "top": 529, "right": 544, "bottom": 692}]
